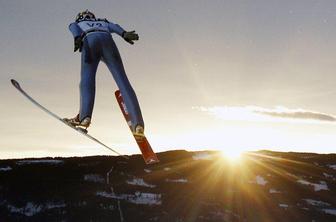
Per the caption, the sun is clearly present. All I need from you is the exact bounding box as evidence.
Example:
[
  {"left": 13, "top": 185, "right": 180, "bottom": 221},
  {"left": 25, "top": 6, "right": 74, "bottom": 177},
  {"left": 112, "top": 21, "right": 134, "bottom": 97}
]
[{"left": 220, "top": 149, "right": 244, "bottom": 163}]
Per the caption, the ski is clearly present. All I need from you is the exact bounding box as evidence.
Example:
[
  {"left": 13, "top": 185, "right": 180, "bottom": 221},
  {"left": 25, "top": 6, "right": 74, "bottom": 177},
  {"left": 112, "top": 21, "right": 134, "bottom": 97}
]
[
  {"left": 10, "top": 79, "right": 128, "bottom": 159},
  {"left": 115, "top": 90, "right": 159, "bottom": 164}
]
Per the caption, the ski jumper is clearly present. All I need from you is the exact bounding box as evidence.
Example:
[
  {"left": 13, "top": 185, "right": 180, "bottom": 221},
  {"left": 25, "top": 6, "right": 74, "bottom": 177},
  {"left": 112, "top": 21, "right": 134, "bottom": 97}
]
[{"left": 69, "top": 19, "right": 144, "bottom": 131}]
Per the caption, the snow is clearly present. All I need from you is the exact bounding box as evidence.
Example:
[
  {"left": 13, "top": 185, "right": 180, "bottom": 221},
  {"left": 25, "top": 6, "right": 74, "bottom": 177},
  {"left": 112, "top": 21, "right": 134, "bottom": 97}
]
[
  {"left": 303, "top": 199, "right": 330, "bottom": 207},
  {"left": 328, "top": 164, "right": 336, "bottom": 170},
  {"left": 126, "top": 178, "right": 156, "bottom": 188},
  {"left": 286, "top": 172, "right": 296, "bottom": 178},
  {"left": 45, "top": 202, "right": 66, "bottom": 209},
  {"left": 269, "top": 188, "right": 281, "bottom": 193},
  {"left": 192, "top": 152, "right": 213, "bottom": 160},
  {"left": 166, "top": 178, "right": 188, "bottom": 183},
  {"left": 131, "top": 192, "right": 161, "bottom": 205},
  {"left": 106, "top": 167, "right": 114, "bottom": 184},
  {"left": 297, "top": 180, "right": 329, "bottom": 191},
  {"left": 97, "top": 191, "right": 161, "bottom": 205},
  {"left": 313, "top": 181, "right": 328, "bottom": 191},
  {"left": 7, "top": 202, "right": 42, "bottom": 216},
  {"left": 7, "top": 201, "right": 66, "bottom": 216},
  {"left": 84, "top": 174, "right": 105, "bottom": 183},
  {"left": 323, "top": 173, "right": 334, "bottom": 179},
  {"left": 255, "top": 175, "right": 268, "bottom": 186},
  {"left": 279, "top": 204, "right": 288, "bottom": 208},
  {"left": 322, "top": 208, "right": 336, "bottom": 216},
  {"left": 16, "top": 160, "right": 63, "bottom": 165},
  {"left": 248, "top": 175, "right": 268, "bottom": 186},
  {"left": 0, "top": 166, "right": 12, "bottom": 171},
  {"left": 297, "top": 180, "right": 310, "bottom": 186}
]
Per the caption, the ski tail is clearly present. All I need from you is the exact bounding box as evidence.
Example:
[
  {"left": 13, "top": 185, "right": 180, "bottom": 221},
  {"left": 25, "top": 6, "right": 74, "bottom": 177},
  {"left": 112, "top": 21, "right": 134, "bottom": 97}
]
[{"left": 115, "top": 90, "right": 159, "bottom": 164}]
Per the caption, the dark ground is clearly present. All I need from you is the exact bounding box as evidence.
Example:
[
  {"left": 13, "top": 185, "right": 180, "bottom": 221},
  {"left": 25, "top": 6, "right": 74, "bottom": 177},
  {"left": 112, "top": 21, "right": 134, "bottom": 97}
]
[{"left": 0, "top": 150, "right": 336, "bottom": 222}]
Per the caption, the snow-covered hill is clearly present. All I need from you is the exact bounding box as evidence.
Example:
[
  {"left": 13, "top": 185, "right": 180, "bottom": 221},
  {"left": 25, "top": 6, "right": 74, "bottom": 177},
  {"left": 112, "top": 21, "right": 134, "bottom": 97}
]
[{"left": 0, "top": 150, "right": 336, "bottom": 221}]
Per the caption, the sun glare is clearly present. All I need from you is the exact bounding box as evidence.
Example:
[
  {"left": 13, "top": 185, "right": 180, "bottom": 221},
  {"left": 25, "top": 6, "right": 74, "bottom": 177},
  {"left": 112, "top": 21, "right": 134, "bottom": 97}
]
[{"left": 221, "top": 149, "right": 244, "bottom": 163}]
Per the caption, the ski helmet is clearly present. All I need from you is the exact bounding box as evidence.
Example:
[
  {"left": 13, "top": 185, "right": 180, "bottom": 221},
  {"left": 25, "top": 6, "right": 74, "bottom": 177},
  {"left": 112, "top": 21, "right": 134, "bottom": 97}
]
[{"left": 76, "top": 9, "right": 96, "bottom": 22}]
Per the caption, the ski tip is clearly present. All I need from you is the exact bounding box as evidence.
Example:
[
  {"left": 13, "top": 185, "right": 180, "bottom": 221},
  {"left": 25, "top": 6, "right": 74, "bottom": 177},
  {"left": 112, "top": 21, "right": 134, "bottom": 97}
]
[{"left": 10, "top": 79, "right": 20, "bottom": 89}]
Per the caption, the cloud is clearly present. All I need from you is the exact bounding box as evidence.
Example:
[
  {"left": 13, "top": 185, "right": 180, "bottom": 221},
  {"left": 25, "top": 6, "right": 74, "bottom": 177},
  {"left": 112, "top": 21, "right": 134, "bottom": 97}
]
[
  {"left": 194, "top": 106, "right": 336, "bottom": 123},
  {"left": 255, "top": 108, "right": 336, "bottom": 122}
]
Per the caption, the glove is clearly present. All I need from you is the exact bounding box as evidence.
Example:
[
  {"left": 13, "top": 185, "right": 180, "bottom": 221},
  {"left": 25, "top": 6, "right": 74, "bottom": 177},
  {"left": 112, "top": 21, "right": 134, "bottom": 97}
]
[
  {"left": 74, "top": 36, "right": 82, "bottom": 52},
  {"left": 122, "top": 30, "right": 139, "bottom": 45}
]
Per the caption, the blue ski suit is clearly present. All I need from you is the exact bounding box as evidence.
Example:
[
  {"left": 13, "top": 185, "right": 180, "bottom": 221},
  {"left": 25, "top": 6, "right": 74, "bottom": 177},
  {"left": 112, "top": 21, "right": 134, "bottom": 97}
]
[{"left": 69, "top": 19, "right": 144, "bottom": 131}]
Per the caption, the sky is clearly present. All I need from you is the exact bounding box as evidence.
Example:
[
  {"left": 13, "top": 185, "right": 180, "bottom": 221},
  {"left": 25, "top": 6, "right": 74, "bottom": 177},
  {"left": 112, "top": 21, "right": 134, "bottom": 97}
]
[{"left": 1, "top": 0, "right": 336, "bottom": 159}]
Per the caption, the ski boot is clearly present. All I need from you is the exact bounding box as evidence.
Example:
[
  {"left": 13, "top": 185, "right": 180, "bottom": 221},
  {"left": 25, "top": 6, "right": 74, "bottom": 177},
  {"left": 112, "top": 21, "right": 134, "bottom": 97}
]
[
  {"left": 133, "top": 125, "right": 145, "bottom": 140},
  {"left": 63, "top": 114, "right": 91, "bottom": 134}
]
